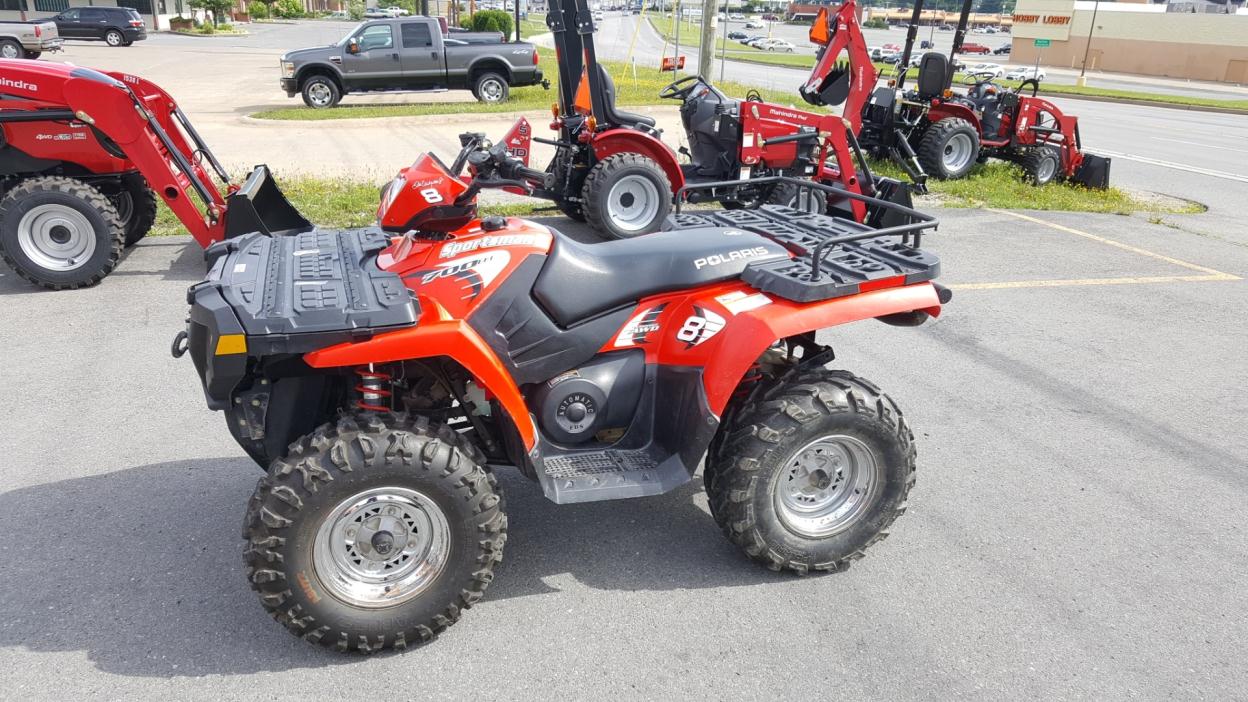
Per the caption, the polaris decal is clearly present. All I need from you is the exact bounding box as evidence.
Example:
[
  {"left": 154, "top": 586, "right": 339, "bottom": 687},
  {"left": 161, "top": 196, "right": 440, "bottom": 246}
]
[
  {"left": 693, "top": 246, "right": 782, "bottom": 270},
  {"left": 614, "top": 303, "right": 668, "bottom": 348},
  {"left": 407, "top": 251, "right": 510, "bottom": 301},
  {"left": 439, "top": 234, "right": 541, "bottom": 258},
  {"left": 676, "top": 306, "right": 726, "bottom": 348}
]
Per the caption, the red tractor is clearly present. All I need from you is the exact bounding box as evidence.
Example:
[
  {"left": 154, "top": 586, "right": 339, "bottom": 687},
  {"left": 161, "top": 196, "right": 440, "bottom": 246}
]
[
  {"left": 847, "top": 0, "right": 1110, "bottom": 186},
  {"left": 0, "top": 59, "right": 309, "bottom": 289},
  {"left": 178, "top": 133, "right": 950, "bottom": 653},
  {"left": 504, "top": 0, "right": 917, "bottom": 239}
]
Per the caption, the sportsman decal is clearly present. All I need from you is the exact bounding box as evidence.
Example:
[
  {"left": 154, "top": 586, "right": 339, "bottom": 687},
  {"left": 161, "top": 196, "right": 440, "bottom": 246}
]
[
  {"left": 675, "top": 306, "right": 726, "bottom": 348},
  {"left": 614, "top": 303, "right": 668, "bottom": 348}
]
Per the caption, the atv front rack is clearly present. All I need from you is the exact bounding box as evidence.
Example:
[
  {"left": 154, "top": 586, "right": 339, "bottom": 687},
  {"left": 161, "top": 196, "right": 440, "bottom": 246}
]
[{"left": 668, "top": 177, "right": 939, "bottom": 303}]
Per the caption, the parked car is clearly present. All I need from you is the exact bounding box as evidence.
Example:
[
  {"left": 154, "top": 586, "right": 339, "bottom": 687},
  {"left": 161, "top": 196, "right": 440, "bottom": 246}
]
[
  {"left": 879, "top": 50, "right": 902, "bottom": 64},
  {"left": 993, "top": 42, "right": 1011, "bottom": 55},
  {"left": 1005, "top": 66, "right": 1047, "bottom": 81},
  {"left": 762, "top": 13, "right": 779, "bottom": 20},
  {"left": 742, "top": 36, "right": 768, "bottom": 46},
  {"left": 729, "top": 12, "right": 744, "bottom": 19},
  {"left": 758, "top": 38, "right": 795, "bottom": 52},
  {"left": 882, "top": 43, "right": 901, "bottom": 51},
  {"left": 0, "top": 18, "right": 61, "bottom": 59},
  {"left": 328, "top": 10, "right": 350, "bottom": 18},
  {"left": 50, "top": 6, "right": 145, "bottom": 47},
  {"left": 727, "top": 30, "right": 747, "bottom": 40},
  {"left": 938, "top": 24, "right": 954, "bottom": 31},
  {"left": 280, "top": 17, "right": 545, "bottom": 107},
  {"left": 745, "top": 19, "right": 765, "bottom": 28},
  {"left": 982, "top": 26, "right": 997, "bottom": 34},
  {"left": 920, "top": 39, "right": 934, "bottom": 49},
  {"left": 958, "top": 42, "right": 991, "bottom": 54},
  {"left": 966, "top": 62, "right": 1005, "bottom": 78},
  {"left": 364, "top": 7, "right": 390, "bottom": 18}
]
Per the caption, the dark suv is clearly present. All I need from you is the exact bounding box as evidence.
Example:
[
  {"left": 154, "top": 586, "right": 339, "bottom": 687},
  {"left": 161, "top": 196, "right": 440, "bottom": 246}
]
[{"left": 51, "top": 7, "right": 147, "bottom": 47}]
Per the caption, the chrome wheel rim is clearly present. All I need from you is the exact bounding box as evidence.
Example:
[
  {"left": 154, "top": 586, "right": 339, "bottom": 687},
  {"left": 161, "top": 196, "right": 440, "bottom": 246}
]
[
  {"left": 0, "top": 43, "right": 18, "bottom": 59},
  {"left": 312, "top": 487, "right": 451, "bottom": 609},
  {"left": 606, "top": 174, "right": 661, "bottom": 233},
  {"left": 773, "top": 435, "right": 881, "bottom": 538},
  {"left": 480, "top": 78, "right": 504, "bottom": 102},
  {"left": 106, "top": 32, "right": 122, "bottom": 46},
  {"left": 307, "top": 82, "right": 333, "bottom": 107},
  {"left": 17, "top": 204, "right": 97, "bottom": 272},
  {"left": 942, "top": 132, "right": 975, "bottom": 173}
]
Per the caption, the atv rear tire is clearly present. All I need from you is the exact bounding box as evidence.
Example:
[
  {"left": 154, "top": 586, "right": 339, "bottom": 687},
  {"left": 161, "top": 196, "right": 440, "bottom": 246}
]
[
  {"left": 0, "top": 177, "right": 124, "bottom": 290},
  {"left": 472, "top": 72, "right": 509, "bottom": 104},
  {"left": 582, "top": 152, "right": 672, "bottom": 239},
  {"left": 705, "top": 369, "right": 916, "bottom": 574},
  {"left": 242, "top": 413, "right": 506, "bottom": 653},
  {"left": 1022, "top": 147, "right": 1060, "bottom": 186},
  {"left": 917, "top": 118, "right": 980, "bottom": 180},
  {"left": 301, "top": 75, "right": 341, "bottom": 109},
  {"left": 114, "top": 173, "right": 159, "bottom": 247}
]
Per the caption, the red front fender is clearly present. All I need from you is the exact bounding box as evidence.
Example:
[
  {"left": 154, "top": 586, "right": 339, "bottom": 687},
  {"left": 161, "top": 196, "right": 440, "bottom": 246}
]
[
  {"left": 702, "top": 283, "right": 943, "bottom": 414},
  {"left": 590, "top": 128, "right": 685, "bottom": 192}
]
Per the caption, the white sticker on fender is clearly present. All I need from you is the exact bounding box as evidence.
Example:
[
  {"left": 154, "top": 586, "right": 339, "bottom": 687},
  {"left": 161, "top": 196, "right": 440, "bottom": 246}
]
[{"left": 715, "top": 290, "right": 772, "bottom": 315}]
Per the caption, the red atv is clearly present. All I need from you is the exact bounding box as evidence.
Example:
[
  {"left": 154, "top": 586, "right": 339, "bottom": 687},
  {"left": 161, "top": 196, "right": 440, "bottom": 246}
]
[{"left": 177, "top": 135, "right": 949, "bottom": 653}]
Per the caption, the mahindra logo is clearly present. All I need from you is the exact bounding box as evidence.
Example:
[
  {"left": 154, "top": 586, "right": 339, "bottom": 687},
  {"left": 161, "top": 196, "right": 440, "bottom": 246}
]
[{"left": 0, "top": 77, "right": 37, "bottom": 92}]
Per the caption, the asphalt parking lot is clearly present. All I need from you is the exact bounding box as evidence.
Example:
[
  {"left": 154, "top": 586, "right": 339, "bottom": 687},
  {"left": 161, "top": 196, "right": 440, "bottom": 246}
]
[
  {"left": 4, "top": 19, "right": 1248, "bottom": 701},
  {"left": 1, "top": 203, "right": 1245, "bottom": 698}
]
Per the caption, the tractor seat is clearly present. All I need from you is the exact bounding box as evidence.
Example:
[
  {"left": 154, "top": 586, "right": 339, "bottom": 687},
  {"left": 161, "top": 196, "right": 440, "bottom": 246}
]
[
  {"left": 596, "top": 65, "right": 657, "bottom": 131},
  {"left": 533, "top": 226, "right": 789, "bottom": 327},
  {"left": 916, "top": 52, "right": 952, "bottom": 100}
]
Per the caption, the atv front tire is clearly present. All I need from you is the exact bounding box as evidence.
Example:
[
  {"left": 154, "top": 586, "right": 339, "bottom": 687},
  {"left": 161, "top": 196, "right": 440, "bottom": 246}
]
[
  {"left": 917, "top": 118, "right": 980, "bottom": 180},
  {"left": 0, "top": 177, "right": 124, "bottom": 290},
  {"left": 582, "top": 152, "right": 672, "bottom": 239},
  {"left": 243, "top": 413, "right": 506, "bottom": 653},
  {"left": 706, "top": 370, "right": 916, "bottom": 574}
]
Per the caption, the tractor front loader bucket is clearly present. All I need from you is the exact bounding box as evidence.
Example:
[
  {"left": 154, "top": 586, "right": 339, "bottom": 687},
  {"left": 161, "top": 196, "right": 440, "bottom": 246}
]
[
  {"left": 1071, "top": 153, "right": 1112, "bottom": 190},
  {"left": 223, "top": 165, "right": 314, "bottom": 239}
]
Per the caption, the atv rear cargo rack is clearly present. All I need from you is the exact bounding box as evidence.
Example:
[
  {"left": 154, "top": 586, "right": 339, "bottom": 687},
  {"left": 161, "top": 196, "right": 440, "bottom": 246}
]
[{"left": 667, "top": 176, "right": 940, "bottom": 303}]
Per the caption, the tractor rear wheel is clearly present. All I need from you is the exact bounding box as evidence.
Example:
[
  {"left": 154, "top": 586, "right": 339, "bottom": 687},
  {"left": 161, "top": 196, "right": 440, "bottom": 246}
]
[
  {"left": 0, "top": 177, "right": 124, "bottom": 290},
  {"left": 1022, "top": 147, "right": 1060, "bottom": 186},
  {"left": 917, "top": 118, "right": 980, "bottom": 180},
  {"left": 112, "top": 173, "right": 159, "bottom": 246},
  {"left": 705, "top": 369, "right": 916, "bottom": 574},
  {"left": 582, "top": 153, "right": 672, "bottom": 239},
  {"left": 243, "top": 413, "right": 507, "bottom": 653}
]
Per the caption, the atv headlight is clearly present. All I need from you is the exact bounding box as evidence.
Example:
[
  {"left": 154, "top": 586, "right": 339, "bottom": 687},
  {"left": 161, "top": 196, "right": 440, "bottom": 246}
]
[
  {"left": 381, "top": 176, "right": 404, "bottom": 213},
  {"left": 281, "top": 61, "right": 295, "bottom": 78}
]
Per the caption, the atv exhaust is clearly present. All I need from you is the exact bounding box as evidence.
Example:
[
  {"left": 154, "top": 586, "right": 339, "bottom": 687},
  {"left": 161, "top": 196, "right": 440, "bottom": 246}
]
[{"left": 223, "top": 165, "right": 314, "bottom": 239}]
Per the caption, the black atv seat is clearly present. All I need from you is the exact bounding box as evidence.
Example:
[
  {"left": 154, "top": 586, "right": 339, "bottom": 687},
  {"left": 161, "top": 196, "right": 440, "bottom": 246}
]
[
  {"left": 597, "top": 65, "right": 657, "bottom": 130},
  {"left": 533, "top": 227, "right": 789, "bottom": 327}
]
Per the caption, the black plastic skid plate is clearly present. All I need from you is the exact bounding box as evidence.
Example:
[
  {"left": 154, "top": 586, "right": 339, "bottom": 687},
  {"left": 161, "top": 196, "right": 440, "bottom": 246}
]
[
  {"left": 197, "top": 228, "right": 418, "bottom": 337},
  {"left": 663, "top": 205, "right": 940, "bottom": 303}
]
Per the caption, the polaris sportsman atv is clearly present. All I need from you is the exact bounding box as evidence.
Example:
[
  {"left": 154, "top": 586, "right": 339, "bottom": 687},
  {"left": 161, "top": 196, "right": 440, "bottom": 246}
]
[{"left": 177, "top": 134, "right": 950, "bottom": 654}]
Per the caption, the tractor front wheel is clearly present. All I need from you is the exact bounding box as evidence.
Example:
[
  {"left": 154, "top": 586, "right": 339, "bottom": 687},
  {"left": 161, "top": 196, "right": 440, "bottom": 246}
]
[
  {"left": 1022, "top": 148, "right": 1061, "bottom": 186},
  {"left": 243, "top": 413, "right": 507, "bottom": 653},
  {"left": 582, "top": 153, "right": 672, "bottom": 239},
  {"left": 0, "top": 177, "right": 124, "bottom": 290},
  {"left": 768, "top": 181, "right": 827, "bottom": 215},
  {"left": 705, "top": 369, "right": 916, "bottom": 574},
  {"left": 917, "top": 118, "right": 980, "bottom": 180}
]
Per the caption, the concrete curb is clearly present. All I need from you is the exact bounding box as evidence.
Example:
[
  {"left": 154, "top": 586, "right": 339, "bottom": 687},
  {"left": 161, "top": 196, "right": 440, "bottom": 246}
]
[{"left": 170, "top": 30, "right": 250, "bottom": 37}]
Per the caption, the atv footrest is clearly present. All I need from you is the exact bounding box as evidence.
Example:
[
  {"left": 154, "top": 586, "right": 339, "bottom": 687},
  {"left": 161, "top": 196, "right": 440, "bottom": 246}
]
[
  {"left": 539, "top": 448, "right": 687, "bottom": 504},
  {"left": 664, "top": 204, "right": 939, "bottom": 303}
]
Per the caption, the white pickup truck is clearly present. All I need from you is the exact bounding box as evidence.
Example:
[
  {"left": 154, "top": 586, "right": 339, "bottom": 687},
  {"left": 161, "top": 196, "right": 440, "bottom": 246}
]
[{"left": 0, "top": 19, "right": 62, "bottom": 59}]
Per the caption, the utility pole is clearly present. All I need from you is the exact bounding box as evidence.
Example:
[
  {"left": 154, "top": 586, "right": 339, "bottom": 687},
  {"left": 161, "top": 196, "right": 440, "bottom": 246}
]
[
  {"left": 699, "top": 0, "right": 718, "bottom": 78},
  {"left": 1076, "top": 0, "right": 1100, "bottom": 87}
]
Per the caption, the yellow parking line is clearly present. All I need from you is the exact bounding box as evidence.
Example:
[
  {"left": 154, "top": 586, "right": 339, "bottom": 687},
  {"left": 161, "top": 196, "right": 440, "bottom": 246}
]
[{"left": 987, "top": 209, "right": 1237, "bottom": 278}]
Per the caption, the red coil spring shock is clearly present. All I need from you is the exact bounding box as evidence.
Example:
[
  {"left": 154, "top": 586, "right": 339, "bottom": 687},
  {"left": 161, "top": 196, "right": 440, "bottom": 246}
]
[{"left": 355, "top": 367, "right": 393, "bottom": 412}]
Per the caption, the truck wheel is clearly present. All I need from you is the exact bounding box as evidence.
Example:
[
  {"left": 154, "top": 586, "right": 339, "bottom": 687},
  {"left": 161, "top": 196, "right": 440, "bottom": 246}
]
[
  {"left": 0, "top": 39, "right": 20, "bottom": 59},
  {"left": 301, "top": 76, "right": 341, "bottom": 109},
  {"left": 917, "top": 118, "right": 980, "bottom": 180},
  {"left": 1022, "top": 147, "right": 1060, "bottom": 186},
  {"left": 472, "top": 72, "right": 509, "bottom": 104},
  {"left": 112, "top": 173, "right": 159, "bottom": 246},
  {"left": 242, "top": 413, "right": 507, "bottom": 653},
  {"left": 24, "top": 50, "right": 42, "bottom": 60},
  {"left": 705, "top": 369, "right": 916, "bottom": 575},
  {"left": 0, "top": 177, "right": 124, "bottom": 290},
  {"left": 582, "top": 152, "right": 672, "bottom": 239},
  {"left": 105, "top": 30, "right": 124, "bottom": 47}
]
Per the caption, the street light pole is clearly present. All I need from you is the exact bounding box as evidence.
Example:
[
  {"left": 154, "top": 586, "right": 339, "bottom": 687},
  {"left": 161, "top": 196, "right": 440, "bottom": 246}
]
[{"left": 1076, "top": 0, "right": 1100, "bottom": 88}]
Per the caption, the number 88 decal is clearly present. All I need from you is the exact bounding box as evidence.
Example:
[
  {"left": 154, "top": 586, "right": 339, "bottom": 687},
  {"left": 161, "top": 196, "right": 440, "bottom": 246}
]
[{"left": 676, "top": 306, "right": 726, "bottom": 348}]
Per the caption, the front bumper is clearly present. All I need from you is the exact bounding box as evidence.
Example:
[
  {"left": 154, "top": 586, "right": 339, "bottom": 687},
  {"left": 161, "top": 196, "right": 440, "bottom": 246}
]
[{"left": 280, "top": 77, "right": 297, "bottom": 96}]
